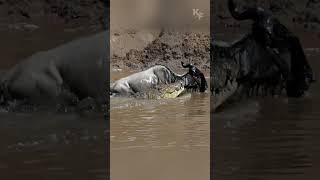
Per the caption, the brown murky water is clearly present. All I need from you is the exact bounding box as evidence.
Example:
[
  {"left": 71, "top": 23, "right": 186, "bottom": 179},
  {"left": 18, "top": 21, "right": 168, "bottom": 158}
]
[
  {"left": 212, "top": 30, "right": 320, "bottom": 180},
  {"left": 0, "top": 112, "right": 107, "bottom": 179},
  {"left": 110, "top": 71, "right": 210, "bottom": 180},
  {"left": 0, "top": 26, "right": 107, "bottom": 179}
]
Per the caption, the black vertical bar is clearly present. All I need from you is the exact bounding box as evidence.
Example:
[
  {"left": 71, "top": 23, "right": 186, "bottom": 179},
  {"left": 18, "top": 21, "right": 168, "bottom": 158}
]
[
  {"left": 210, "top": 0, "right": 213, "bottom": 179},
  {"left": 104, "top": 0, "right": 110, "bottom": 180}
]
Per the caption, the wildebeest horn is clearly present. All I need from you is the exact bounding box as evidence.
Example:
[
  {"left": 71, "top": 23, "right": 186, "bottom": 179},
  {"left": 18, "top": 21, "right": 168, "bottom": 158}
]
[
  {"left": 228, "top": 0, "right": 259, "bottom": 21},
  {"left": 181, "top": 61, "right": 192, "bottom": 68}
]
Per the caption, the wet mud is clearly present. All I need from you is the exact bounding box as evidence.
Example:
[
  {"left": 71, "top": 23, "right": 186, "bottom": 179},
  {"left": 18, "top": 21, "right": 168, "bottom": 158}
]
[{"left": 111, "top": 31, "right": 210, "bottom": 75}]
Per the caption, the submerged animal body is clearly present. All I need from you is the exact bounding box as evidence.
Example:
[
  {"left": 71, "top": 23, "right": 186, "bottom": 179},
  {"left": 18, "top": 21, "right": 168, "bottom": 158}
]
[
  {"left": 111, "top": 65, "right": 179, "bottom": 95},
  {"left": 211, "top": 0, "right": 314, "bottom": 111},
  {"left": 0, "top": 31, "right": 108, "bottom": 108},
  {"left": 111, "top": 63, "right": 207, "bottom": 97}
]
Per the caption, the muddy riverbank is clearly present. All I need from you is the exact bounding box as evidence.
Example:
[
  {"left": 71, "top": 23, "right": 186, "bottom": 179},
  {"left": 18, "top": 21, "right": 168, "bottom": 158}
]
[
  {"left": 110, "top": 31, "right": 210, "bottom": 75},
  {"left": 0, "top": 0, "right": 108, "bottom": 31}
]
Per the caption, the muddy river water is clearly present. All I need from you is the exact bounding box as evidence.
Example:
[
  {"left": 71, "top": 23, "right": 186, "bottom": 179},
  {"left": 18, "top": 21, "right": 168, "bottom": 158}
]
[
  {"left": 212, "top": 30, "right": 320, "bottom": 180},
  {"left": 0, "top": 111, "right": 107, "bottom": 179},
  {"left": 110, "top": 71, "right": 210, "bottom": 180}
]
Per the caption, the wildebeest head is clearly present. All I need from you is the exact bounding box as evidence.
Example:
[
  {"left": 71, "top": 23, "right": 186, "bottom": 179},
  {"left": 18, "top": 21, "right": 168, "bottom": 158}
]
[
  {"left": 228, "top": 0, "right": 290, "bottom": 44},
  {"left": 228, "top": 0, "right": 294, "bottom": 49},
  {"left": 181, "top": 61, "right": 207, "bottom": 92}
]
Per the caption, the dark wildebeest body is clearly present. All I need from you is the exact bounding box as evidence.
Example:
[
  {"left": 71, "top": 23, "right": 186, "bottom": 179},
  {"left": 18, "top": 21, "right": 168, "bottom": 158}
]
[
  {"left": 227, "top": 0, "right": 314, "bottom": 96},
  {"left": 212, "top": 34, "right": 286, "bottom": 109},
  {"left": 0, "top": 31, "right": 108, "bottom": 107},
  {"left": 211, "top": 0, "right": 314, "bottom": 110}
]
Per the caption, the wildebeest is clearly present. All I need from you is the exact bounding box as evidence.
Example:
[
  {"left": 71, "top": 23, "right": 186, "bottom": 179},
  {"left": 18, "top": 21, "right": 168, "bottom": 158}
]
[
  {"left": 212, "top": 0, "right": 314, "bottom": 110},
  {"left": 0, "top": 31, "right": 108, "bottom": 109},
  {"left": 228, "top": 0, "right": 314, "bottom": 97},
  {"left": 110, "top": 62, "right": 207, "bottom": 97}
]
